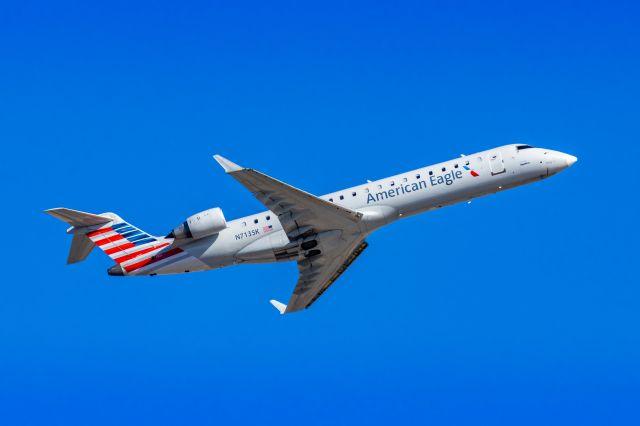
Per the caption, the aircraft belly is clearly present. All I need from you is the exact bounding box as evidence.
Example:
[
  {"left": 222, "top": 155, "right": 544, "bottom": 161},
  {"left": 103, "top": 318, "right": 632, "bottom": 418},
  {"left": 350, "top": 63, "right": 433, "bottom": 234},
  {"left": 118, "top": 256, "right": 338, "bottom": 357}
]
[
  {"left": 148, "top": 255, "right": 211, "bottom": 275},
  {"left": 235, "top": 230, "right": 289, "bottom": 263}
]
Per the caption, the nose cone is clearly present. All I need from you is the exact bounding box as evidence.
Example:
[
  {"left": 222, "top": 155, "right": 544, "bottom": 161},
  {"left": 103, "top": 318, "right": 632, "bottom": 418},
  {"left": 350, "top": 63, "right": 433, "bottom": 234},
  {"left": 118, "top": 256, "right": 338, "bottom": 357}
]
[
  {"left": 565, "top": 154, "right": 578, "bottom": 167},
  {"left": 543, "top": 150, "right": 578, "bottom": 176}
]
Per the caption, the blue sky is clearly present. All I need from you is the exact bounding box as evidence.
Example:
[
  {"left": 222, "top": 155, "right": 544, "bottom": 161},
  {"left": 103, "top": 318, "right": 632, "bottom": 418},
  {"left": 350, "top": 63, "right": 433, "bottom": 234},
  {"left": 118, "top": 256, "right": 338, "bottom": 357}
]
[{"left": 1, "top": 1, "right": 639, "bottom": 424}]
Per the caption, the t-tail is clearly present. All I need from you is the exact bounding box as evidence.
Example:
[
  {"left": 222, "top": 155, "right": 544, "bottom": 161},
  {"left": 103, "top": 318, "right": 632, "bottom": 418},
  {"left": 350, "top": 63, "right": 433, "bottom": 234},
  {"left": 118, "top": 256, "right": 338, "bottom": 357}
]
[{"left": 45, "top": 208, "right": 173, "bottom": 276}]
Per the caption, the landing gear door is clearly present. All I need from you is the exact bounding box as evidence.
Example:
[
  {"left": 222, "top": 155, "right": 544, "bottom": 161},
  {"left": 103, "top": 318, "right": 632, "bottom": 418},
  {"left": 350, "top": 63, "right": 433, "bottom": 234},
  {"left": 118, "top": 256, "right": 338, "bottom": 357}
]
[{"left": 489, "top": 152, "right": 506, "bottom": 175}]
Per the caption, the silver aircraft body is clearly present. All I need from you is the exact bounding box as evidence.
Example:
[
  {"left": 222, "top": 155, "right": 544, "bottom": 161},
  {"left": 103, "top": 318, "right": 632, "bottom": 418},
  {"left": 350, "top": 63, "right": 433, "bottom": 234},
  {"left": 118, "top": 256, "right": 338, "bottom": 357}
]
[{"left": 47, "top": 144, "right": 577, "bottom": 314}]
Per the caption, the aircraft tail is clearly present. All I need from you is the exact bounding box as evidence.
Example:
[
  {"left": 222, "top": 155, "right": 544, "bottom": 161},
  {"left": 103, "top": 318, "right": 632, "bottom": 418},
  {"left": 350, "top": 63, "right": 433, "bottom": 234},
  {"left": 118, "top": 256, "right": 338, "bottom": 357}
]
[{"left": 45, "top": 207, "right": 173, "bottom": 274}]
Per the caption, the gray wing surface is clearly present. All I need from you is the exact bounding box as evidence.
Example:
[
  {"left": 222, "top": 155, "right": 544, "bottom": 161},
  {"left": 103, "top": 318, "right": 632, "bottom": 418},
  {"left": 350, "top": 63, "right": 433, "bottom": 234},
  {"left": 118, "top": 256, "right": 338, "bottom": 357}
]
[
  {"left": 213, "top": 155, "right": 361, "bottom": 236},
  {"left": 287, "top": 238, "right": 368, "bottom": 313},
  {"left": 213, "top": 155, "right": 367, "bottom": 314}
]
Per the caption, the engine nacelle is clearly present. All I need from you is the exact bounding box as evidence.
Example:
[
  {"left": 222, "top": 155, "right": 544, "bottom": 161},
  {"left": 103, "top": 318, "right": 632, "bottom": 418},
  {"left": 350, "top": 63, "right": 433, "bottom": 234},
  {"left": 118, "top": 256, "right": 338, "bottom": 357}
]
[{"left": 170, "top": 207, "right": 227, "bottom": 240}]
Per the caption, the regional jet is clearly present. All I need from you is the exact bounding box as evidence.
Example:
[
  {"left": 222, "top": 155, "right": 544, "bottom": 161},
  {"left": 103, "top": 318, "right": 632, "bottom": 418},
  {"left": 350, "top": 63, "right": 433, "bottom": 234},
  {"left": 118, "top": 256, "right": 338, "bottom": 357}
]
[{"left": 46, "top": 144, "right": 577, "bottom": 314}]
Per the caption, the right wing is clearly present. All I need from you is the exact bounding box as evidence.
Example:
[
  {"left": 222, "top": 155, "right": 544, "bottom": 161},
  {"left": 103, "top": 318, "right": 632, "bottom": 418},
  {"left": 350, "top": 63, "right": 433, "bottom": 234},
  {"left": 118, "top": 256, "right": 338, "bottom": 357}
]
[{"left": 279, "top": 239, "right": 369, "bottom": 313}]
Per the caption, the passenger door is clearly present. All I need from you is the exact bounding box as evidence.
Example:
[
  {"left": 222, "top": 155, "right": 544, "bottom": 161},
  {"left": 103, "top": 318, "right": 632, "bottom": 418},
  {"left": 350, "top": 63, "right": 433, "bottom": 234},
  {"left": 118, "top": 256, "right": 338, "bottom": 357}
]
[{"left": 489, "top": 152, "right": 506, "bottom": 175}]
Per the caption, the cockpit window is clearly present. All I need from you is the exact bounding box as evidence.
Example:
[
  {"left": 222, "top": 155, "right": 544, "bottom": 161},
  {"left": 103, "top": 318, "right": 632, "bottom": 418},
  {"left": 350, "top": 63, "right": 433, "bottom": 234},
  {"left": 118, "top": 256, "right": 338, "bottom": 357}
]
[{"left": 516, "top": 145, "right": 533, "bottom": 150}]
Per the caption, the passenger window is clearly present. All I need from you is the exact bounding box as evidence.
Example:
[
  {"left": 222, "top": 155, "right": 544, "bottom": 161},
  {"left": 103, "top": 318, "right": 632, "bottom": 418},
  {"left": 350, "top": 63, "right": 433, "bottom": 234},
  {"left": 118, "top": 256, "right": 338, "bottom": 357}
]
[
  {"left": 329, "top": 198, "right": 333, "bottom": 202},
  {"left": 339, "top": 195, "right": 344, "bottom": 200},
  {"left": 352, "top": 192, "right": 356, "bottom": 197},
  {"left": 390, "top": 181, "right": 395, "bottom": 186},
  {"left": 377, "top": 184, "right": 382, "bottom": 189},
  {"left": 266, "top": 215, "right": 271, "bottom": 221},
  {"left": 442, "top": 167, "right": 446, "bottom": 172},
  {"left": 416, "top": 174, "right": 421, "bottom": 179},
  {"left": 465, "top": 161, "right": 470, "bottom": 165},
  {"left": 254, "top": 219, "right": 258, "bottom": 224},
  {"left": 429, "top": 171, "right": 433, "bottom": 176},
  {"left": 454, "top": 164, "right": 459, "bottom": 168}
]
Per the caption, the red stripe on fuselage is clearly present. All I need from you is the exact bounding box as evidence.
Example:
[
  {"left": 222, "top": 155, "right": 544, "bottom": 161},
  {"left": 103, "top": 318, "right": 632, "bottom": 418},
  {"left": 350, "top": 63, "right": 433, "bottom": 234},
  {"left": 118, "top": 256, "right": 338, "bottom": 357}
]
[
  {"left": 115, "top": 243, "right": 170, "bottom": 264},
  {"left": 86, "top": 227, "right": 113, "bottom": 238},
  {"left": 124, "top": 257, "right": 153, "bottom": 272},
  {"left": 124, "top": 247, "right": 184, "bottom": 272}
]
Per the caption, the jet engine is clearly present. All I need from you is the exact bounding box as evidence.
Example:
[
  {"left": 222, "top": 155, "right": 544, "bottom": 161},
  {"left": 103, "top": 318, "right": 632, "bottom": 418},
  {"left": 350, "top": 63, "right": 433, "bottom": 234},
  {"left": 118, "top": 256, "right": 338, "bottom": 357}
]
[{"left": 169, "top": 207, "right": 227, "bottom": 240}]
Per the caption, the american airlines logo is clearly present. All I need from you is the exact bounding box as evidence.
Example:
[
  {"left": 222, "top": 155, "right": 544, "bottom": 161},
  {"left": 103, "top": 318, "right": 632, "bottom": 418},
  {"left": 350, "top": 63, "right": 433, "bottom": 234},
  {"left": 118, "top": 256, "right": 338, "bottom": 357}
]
[{"left": 463, "top": 165, "right": 480, "bottom": 177}]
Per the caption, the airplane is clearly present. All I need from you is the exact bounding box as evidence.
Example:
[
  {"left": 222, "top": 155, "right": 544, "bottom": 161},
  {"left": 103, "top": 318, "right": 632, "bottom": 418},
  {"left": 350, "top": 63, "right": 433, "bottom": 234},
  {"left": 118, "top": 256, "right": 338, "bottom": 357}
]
[{"left": 46, "top": 144, "right": 577, "bottom": 314}]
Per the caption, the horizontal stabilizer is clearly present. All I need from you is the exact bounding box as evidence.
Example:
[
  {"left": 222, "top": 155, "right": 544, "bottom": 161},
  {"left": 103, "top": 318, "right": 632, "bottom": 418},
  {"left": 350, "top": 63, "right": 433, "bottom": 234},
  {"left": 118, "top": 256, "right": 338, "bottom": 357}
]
[
  {"left": 45, "top": 208, "right": 112, "bottom": 227},
  {"left": 269, "top": 299, "right": 287, "bottom": 315}
]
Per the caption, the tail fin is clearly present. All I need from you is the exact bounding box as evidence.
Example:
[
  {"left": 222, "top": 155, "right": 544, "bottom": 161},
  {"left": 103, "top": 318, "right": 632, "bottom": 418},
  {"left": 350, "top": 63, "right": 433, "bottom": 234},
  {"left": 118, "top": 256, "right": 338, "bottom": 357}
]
[{"left": 45, "top": 208, "right": 173, "bottom": 274}]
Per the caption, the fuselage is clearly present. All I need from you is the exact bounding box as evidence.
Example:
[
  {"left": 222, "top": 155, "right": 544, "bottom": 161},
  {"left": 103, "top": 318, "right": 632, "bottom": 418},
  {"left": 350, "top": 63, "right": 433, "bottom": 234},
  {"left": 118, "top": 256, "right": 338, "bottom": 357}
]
[{"left": 135, "top": 144, "right": 577, "bottom": 276}]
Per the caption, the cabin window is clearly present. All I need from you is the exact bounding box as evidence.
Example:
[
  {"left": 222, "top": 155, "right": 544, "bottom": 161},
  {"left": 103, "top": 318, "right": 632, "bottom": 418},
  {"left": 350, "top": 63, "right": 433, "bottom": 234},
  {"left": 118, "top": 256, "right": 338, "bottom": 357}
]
[
  {"left": 390, "top": 181, "right": 395, "bottom": 186},
  {"left": 516, "top": 144, "right": 533, "bottom": 151},
  {"left": 442, "top": 167, "right": 446, "bottom": 172},
  {"left": 266, "top": 215, "right": 271, "bottom": 221},
  {"left": 377, "top": 184, "right": 382, "bottom": 189},
  {"left": 416, "top": 174, "right": 421, "bottom": 179},
  {"left": 329, "top": 198, "right": 333, "bottom": 202},
  {"left": 403, "top": 177, "right": 408, "bottom": 182},
  {"left": 352, "top": 192, "right": 356, "bottom": 197},
  {"left": 254, "top": 218, "right": 258, "bottom": 224},
  {"left": 429, "top": 171, "right": 433, "bottom": 176},
  {"left": 465, "top": 160, "right": 470, "bottom": 166},
  {"left": 454, "top": 164, "right": 459, "bottom": 168},
  {"left": 340, "top": 195, "right": 344, "bottom": 200}
]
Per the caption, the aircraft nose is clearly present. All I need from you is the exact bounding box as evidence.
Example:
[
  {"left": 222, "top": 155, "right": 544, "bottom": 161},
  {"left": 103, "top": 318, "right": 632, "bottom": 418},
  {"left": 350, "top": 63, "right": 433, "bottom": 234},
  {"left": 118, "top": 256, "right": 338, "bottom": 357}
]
[{"left": 543, "top": 150, "right": 578, "bottom": 176}]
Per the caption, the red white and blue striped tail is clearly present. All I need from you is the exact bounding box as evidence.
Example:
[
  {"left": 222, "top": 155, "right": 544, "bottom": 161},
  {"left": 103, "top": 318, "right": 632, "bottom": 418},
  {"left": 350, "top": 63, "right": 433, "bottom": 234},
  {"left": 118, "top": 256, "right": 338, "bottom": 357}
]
[
  {"left": 45, "top": 208, "right": 175, "bottom": 275},
  {"left": 85, "top": 221, "right": 173, "bottom": 274}
]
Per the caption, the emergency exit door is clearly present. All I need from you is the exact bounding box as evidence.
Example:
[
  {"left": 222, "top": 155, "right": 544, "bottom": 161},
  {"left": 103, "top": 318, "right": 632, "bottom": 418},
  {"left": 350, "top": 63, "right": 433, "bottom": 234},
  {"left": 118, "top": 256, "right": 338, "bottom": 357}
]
[{"left": 489, "top": 152, "right": 506, "bottom": 175}]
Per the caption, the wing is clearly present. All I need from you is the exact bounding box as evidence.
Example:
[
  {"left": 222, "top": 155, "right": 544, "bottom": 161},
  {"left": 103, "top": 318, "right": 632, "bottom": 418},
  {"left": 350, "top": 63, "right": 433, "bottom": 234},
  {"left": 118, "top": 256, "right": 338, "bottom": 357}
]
[
  {"left": 213, "top": 155, "right": 362, "bottom": 237},
  {"left": 282, "top": 239, "right": 369, "bottom": 313},
  {"left": 213, "top": 155, "right": 367, "bottom": 313}
]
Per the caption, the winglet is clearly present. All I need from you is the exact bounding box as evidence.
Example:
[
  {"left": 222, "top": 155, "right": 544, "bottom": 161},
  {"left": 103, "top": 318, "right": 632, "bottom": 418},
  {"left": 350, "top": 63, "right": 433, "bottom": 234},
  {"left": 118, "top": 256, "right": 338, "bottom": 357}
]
[
  {"left": 269, "top": 299, "right": 287, "bottom": 315},
  {"left": 213, "top": 155, "right": 243, "bottom": 173}
]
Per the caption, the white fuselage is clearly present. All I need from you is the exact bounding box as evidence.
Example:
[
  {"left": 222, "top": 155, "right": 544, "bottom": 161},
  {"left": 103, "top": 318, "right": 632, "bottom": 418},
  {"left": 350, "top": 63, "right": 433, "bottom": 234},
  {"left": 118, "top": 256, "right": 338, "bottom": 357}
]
[{"left": 136, "top": 144, "right": 576, "bottom": 276}]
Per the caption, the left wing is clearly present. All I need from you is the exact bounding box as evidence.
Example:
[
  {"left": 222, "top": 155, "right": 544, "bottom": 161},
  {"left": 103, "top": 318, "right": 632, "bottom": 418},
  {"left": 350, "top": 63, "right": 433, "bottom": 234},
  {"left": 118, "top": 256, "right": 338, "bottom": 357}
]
[
  {"left": 213, "top": 155, "right": 362, "bottom": 237},
  {"left": 213, "top": 155, "right": 367, "bottom": 313}
]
